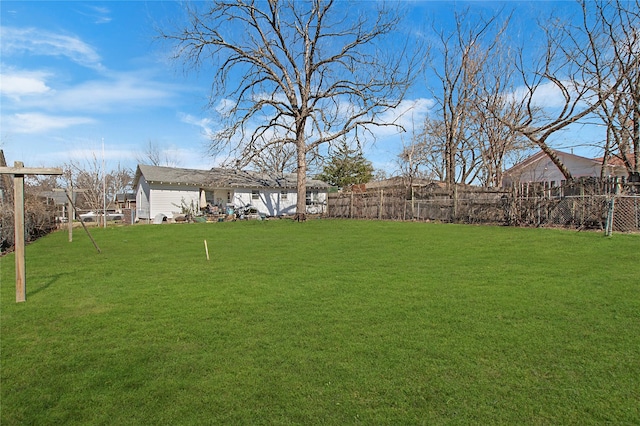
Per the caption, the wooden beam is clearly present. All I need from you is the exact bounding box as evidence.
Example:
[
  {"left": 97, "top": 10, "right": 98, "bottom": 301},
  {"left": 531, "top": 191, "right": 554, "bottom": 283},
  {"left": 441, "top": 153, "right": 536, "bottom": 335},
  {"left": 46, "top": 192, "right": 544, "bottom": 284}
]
[{"left": 0, "top": 167, "right": 63, "bottom": 175}]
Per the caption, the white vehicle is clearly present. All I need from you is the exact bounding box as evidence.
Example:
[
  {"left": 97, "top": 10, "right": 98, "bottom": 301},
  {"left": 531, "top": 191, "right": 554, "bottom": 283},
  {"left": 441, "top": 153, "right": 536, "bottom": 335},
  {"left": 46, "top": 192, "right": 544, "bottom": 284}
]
[{"left": 79, "top": 211, "right": 124, "bottom": 222}]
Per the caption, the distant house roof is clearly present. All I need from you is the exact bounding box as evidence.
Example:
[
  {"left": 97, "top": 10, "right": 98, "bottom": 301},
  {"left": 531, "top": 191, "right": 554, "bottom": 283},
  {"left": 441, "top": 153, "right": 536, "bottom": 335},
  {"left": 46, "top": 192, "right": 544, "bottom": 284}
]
[
  {"left": 503, "top": 149, "right": 631, "bottom": 186},
  {"left": 594, "top": 153, "right": 637, "bottom": 169},
  {"left": 133, "top": 164, "right": 329, "bottom": 190},
  {"left": 507, "top": 150, "right": 617, "bottom": 175},
  {"left": 365, "top": 177, "right": 441, "bottom": 190},
  {"left": 115, "top": 192, "right": 136, "bottom": 202},
  {"left": 504, "top": 150, "right": 601, "bottom": 175},
  {"left": 38, "top": 189, "right": 78, "bottom": 205}
]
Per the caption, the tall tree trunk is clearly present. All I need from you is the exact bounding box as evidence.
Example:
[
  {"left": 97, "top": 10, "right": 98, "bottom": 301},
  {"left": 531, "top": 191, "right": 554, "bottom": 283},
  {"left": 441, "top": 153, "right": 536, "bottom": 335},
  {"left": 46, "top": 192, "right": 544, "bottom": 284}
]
[
  {"left": 295, "top": 134, "right": 307, "bottom": 222},
  {"left": 633, "top": 91, "right": 640, "bottom": 177}
]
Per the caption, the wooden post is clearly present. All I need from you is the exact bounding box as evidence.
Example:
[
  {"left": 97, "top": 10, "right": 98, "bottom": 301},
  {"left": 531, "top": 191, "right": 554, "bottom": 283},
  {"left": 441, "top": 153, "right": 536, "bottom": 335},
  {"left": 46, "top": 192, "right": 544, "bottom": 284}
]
[
  {"left": 13, "top": 162, "right": 26, "bottom": 302},
  {"left": 67, "top": 186, "right": 73, "bottom": 242},
  {"left": 349, "top": 191, "right": 354, "bottom": 219},
  {"left": 0, "top": 163, "right": 63, "bottom": 302}
]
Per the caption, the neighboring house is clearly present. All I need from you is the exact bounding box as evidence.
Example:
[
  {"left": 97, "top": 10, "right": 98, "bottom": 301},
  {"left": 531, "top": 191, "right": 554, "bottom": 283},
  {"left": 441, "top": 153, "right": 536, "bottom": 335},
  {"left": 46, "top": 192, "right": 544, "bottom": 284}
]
[
  {"left": 133, "top": 164, "right": 329, "bottom": 220},
  {"left": 115, "top": 192, "right": 136, "bottom": 210},
  {"left": 502, "top": 150, "right": 629, "bottom": 187},
  {"left": 38, "top": 189, "right": 81, "bottom": 221},
  {"left": 595, "top": 153, "right": 638, "bottom": 181}
]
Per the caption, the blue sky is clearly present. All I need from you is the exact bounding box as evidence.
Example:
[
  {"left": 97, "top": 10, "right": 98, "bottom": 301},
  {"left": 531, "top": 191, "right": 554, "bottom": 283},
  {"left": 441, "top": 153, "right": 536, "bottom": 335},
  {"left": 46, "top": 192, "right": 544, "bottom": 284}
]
[{"left": 0, "top": 1, "right": 597, "bottom": 175}]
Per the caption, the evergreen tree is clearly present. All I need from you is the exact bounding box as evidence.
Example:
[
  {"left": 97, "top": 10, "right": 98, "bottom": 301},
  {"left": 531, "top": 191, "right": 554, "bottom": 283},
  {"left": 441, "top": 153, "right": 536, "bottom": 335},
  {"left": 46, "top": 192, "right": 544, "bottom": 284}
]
[{"left": 316, "top": 141, "right": 374, "bottom": 188}]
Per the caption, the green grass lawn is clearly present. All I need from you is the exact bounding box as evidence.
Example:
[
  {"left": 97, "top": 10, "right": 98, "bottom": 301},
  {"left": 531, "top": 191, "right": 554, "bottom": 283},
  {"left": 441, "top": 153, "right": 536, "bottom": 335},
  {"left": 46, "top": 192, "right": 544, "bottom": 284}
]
[{"left": 1, "top": 220, "right": 639, "bottom": 424}]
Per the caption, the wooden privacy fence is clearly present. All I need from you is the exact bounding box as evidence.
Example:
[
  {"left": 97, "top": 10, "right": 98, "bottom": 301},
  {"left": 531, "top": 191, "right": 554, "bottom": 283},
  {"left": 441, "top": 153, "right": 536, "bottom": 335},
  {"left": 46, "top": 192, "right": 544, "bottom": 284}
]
[{"left": 326, "top": 181, "right": 640, "bottom": 233}]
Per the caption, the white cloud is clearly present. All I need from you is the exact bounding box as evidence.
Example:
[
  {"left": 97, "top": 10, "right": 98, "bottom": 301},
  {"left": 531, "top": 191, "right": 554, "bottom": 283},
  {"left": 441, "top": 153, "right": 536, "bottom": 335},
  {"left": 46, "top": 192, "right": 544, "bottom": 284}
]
[
  {"left": 0, "top": 26, "right": 104, "bottom": 70},
  {"left": 3, "top": 71, "right": 178, "bottom": 113},
  {"left": 374, "top": 97, "right": 436, "bottom": 137},
  {"left": 3, "top": 113, "right": 96, "bottom": 134},
  {"left": 51, "top": 75, "right": 175, "bottom": 112},
  {"left": 214, "top": 98, "right": 235, "bottom": 116},
  {"left": 78, "top": 5, "right": 113, "bottom": 25},
  {"left": 179, "top": 113, "right": 215, "bottom": 138},
  {"left": 0, "top": 71, "right": 53, "bottom": 99},
  {"left": 507, "top": 80, "right": 589, "bottom": 110},
  {"left": 380, "top": 98, "right": 435, "bottom": 125}
]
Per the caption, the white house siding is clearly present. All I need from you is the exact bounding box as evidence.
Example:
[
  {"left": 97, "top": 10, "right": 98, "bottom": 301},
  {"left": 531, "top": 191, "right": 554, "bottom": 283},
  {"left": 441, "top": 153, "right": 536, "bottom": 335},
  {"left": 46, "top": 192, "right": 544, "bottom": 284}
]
[
  {"left": 242, "top": 189, "right": 328, "bottom": 216},
  {"left": 231, "top": 189, "right": 289, "bottom": 216},
  {"left": 249, "top": 189, "right": 297, "bottom": 216},
  {"left": 234, "top": 188, "right": 332, "bottom": 216},
  {"left": 136, "top": 177, "right": 151, "bottom": 220},
  {"left": 150, "top": 184, "right": 200, "bottom": 219},
  {"left": 306, "top": 190, "right": 327, "bottom": 214}
]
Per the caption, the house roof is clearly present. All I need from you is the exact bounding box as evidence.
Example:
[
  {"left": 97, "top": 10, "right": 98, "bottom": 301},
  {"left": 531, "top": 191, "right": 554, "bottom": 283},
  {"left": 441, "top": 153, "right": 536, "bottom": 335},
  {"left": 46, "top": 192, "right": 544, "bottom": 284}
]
[
  {"left": 133, "top": 164, "right": 329, "bottom": 190},
  {"left": 365, "top": 176, "right": 443, "bottom": 190},
  {"left": 115, "top": 192, "right": 136, "bottom": 202},
  {"left": 505, "top": 149, "right": 632, "bottom": 177},
  {"left": 38, "top": 189, "right": 79, "bottom": 205},
  {"left": 504, "top": 150, "right": 600, "bottom": 175},
  {"left": 594, "top": 153, "right": 637, "bottom": 169}
]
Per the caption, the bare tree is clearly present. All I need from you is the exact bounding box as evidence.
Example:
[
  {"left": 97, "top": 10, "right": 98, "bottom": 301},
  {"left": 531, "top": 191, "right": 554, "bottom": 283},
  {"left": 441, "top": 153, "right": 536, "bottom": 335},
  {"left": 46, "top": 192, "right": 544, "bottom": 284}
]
[
  {"left": 137, "top": 140, "right": 182, "bottom": 167},
  {"left": 66, "top": 156, "right": 132, "bottom": 221},
  {"left": 473, "top": 39, "right": 532, "bottom": 187},
  {"left": 473, "top": 99, "right": 531, "bottom": 187},
  {"left": 111, "top": 164, "right": 134, "bottom": 197},
  {"left": 0, "top": 151, "right": 60, "bottom": 251},
  {"left": 244, "top": 141, "right": 297, "bottom": 175},
  {"left": 582, "top": 0, "right": 640, "bottom": 180},
  {"left": 398, "top": 117, "right": 446, "bottom": 182},
  {"left": 162, "top": 0, "right": 420, "bottom": 220},
  {"left": 233, "top": 140, "right": 324, "bottom": 176},
  {"left": 506, "top": 1, "right": 639, "bottom": 180},
  {"left": 429, "top": 8, "right": 510, "bottom": 188}
]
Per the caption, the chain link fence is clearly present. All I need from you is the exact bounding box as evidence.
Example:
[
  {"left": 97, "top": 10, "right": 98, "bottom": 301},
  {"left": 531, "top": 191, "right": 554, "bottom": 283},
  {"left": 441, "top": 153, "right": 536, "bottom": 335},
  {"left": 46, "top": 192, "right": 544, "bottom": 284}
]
[
  {"left": 609, "top": 196, "right": 640, "bottom": 233},
  {"left": 327, "top": 180, "right": 640, "bottom": 234}
]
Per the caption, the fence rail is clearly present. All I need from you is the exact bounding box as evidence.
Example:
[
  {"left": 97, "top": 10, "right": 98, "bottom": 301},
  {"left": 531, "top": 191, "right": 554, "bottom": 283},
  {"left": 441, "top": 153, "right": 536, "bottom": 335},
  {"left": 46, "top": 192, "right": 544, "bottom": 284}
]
[{"left": 327, "top": 185, "right": 640, "bottom": 233}]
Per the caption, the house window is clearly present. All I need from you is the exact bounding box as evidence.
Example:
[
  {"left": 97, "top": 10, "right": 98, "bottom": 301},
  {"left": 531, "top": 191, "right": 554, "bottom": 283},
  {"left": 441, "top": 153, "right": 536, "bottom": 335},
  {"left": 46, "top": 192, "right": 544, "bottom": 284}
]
[
  {"left": 306, "top": 191, "right": 318, "bottom": 205},
  {"left": 280, "top": 190, "right": 288, "bottom": 200},
  {"left": 227, "top": 191, "right": 231, "bottom": 203},
  {"left": 252, "top": 190, "right": 260, "bottom": 200}
]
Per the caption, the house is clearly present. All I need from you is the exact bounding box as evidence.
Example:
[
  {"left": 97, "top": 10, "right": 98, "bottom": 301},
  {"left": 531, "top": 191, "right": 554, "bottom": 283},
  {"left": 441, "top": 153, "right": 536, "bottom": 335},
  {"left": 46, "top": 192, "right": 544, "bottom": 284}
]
[
  {"left": 595, "top": 153, "right": 638, "bottom": 181},
  {"left": 132, "top": 164, "right": 329, "bottom": 221},
  {"left": 115, "top": 192, "right": 136, "bottom": 210},
  {"left": 38, "top": 189, "right": 82, "bottom": 221},
  {"left": 502, "top": 150, "right": 629, "bottom": 187}
]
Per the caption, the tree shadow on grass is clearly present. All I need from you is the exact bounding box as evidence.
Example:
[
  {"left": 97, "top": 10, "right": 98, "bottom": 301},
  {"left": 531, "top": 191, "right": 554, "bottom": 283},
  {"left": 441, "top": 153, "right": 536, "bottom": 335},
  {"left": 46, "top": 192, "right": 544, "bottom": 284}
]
[{"left": 28, "top": 273, "right": 68, "bottom": 297}]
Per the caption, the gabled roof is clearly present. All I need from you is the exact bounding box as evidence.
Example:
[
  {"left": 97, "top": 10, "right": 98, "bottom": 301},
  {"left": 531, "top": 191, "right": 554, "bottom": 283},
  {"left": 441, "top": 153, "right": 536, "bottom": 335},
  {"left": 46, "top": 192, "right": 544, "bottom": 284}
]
[
  {"left": 133, "top": 164, "right": 329, "bottom": 190},
  {"left": 115, "top": 192, "right": 136, "bottom": 202},
  {"left": 505, "top": 149, "right": 632, "bottom": 177},
  {"left": 594, "top": 153, "right": 637, "bottom": 169},
  {"left": 504, "top": 150, "right": 600, "bottom": 176},
  {"left": 38, "top": 189, "right": 79, "bottom": 205}
]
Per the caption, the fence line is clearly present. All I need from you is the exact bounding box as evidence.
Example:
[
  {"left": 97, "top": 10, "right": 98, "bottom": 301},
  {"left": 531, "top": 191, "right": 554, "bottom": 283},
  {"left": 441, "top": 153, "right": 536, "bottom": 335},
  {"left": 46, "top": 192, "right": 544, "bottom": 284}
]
[{"left": 327, "top": 185, "right": 640, "bottom": 233}]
